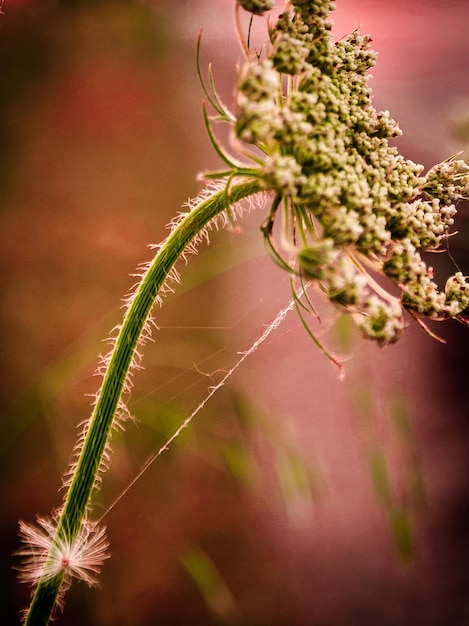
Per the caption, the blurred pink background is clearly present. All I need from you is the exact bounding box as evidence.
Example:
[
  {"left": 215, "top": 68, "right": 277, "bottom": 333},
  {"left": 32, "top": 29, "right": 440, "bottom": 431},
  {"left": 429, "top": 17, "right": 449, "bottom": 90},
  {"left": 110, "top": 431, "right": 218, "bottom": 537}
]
[{"left": 1, "top": 1, "right": 468, "bottom": 624}]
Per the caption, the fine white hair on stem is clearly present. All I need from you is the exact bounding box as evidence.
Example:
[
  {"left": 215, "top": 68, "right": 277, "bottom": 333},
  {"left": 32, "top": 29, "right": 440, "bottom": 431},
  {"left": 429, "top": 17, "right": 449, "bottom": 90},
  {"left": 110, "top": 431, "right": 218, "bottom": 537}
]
[
  {"left": 98, "top": 287, "right": 300, "bottom": 523},
  {"left": 62, "top": 180, "right": 268, "bottom": 500}
]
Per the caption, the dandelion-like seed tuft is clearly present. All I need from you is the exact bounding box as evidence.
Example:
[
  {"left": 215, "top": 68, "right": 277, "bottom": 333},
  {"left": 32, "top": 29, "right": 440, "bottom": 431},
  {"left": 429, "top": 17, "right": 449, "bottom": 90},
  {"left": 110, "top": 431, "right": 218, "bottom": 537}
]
[{"left": 17, "top": 516, "right": 109, "bottom": 592}]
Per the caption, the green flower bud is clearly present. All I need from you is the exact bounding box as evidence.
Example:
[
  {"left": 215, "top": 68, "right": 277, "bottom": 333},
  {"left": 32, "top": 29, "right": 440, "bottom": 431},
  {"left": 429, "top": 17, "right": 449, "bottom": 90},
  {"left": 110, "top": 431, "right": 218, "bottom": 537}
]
[
  {"left": 445, "top": 272, "right": 469, "bottom": 317},
  {"left": 298, "top": 239, "right": 337, "bottom": 279},
  {"left": 237, "top": 0, "right": 274, "bottom": 16}
]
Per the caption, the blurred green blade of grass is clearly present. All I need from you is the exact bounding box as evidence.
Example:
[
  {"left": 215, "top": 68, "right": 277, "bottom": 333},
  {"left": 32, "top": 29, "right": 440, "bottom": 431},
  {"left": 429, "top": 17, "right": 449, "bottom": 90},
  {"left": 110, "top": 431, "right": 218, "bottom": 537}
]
[
  {"left": 387, "top": 394, "right": 413, "bottom": 444},
  {"left": 330, "top": 313, "right": 358, "bottom": 355},
  {"left": 180, "top": 546, "right": 237, "bottom": 620},
  {"left": 389, "top": 507, "right": 414, "bottom": 562},
  {"left": 276, "top": 449, "right": 316, "bottom": 500},
  {"left": 220, "top": 442, "right": 256, "bottom": 485},
  {"left": 368, "top": 448, "right": 393, "bottom": 507},
  {"left": 351, "top": 382, "right": 374, "bottom": 424}
]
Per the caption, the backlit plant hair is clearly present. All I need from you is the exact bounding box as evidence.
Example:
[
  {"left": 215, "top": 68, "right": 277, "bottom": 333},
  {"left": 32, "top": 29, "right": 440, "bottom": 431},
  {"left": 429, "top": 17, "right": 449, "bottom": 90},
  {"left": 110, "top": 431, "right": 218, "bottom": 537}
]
[{"left": 17, "top": 1, "right": 469, "bottom": 623}]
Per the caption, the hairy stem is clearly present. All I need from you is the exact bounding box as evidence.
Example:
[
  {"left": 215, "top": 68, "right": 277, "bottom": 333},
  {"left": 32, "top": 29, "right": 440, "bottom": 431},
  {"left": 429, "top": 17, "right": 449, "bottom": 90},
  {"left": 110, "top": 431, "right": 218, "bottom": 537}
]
[{"left": 24, "top": 179, "right": 261, "bottom": 626}]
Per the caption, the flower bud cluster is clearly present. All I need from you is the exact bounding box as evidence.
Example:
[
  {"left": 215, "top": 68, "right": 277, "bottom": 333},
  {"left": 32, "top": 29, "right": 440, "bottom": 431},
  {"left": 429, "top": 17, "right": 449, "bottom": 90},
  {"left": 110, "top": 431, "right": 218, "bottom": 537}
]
[
  {"left": 231, "top": 0, "right": 469, "bottom": 345},
  {"left": 236, "top": 0, "right": 274, "bottom": 16}
]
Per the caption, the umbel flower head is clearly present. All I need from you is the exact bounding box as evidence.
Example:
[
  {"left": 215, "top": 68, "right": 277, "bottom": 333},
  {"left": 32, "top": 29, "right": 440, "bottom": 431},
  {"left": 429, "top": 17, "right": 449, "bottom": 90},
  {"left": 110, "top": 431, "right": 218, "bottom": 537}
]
[{"left": 203, "top": 0, "right": 469, "bottom": 349}]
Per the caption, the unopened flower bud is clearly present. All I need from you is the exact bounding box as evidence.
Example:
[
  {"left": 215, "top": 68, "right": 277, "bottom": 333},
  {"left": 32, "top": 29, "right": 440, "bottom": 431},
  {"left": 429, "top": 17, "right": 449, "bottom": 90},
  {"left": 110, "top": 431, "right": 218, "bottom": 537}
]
[
  {"left": 445, "top": 272, "right": 469, "bottom": 317},
  {"left": 298, "top": 239, "right": 337, "bottom": 279},
  {"left": 237, "top": 0, "right": 274, "bottom": 16}
]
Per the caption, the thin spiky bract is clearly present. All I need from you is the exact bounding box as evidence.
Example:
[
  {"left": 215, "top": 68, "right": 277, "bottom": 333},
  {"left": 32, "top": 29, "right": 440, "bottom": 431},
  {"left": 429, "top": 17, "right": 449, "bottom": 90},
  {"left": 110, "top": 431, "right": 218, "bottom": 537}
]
[{"left": 21, "top": 179, "right": 262, "bottom": 626}]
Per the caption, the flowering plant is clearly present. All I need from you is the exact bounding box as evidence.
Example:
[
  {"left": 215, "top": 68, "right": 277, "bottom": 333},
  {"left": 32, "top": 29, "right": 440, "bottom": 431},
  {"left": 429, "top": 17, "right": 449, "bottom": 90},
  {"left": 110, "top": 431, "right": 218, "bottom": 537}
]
[
  {"left": 209, "top": 0, "right": 469, "bottom": 348},
  {"left": 17, "top": 1, "right": 468, "bottom": 624}
]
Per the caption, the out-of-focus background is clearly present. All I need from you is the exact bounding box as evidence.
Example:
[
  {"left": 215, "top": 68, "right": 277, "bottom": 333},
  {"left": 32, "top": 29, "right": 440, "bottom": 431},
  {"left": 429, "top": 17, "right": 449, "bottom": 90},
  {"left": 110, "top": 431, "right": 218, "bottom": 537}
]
[{"left": 1, "top": 1, "right": 469, "bottom": 624}]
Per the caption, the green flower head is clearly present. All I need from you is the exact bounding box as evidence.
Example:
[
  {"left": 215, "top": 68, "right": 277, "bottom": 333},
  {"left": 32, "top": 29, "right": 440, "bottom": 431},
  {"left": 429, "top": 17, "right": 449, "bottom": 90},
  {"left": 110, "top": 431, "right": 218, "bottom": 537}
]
[{"left": 203, "top": 1, "right": 469, "bottom": 348}]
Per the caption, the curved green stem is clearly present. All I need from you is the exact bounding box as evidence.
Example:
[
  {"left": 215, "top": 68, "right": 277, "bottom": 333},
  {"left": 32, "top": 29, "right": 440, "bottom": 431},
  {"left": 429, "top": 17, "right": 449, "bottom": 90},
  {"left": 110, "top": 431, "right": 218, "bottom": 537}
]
[{"left": 24, "top": 179, "right": 262, "bottom": 626}]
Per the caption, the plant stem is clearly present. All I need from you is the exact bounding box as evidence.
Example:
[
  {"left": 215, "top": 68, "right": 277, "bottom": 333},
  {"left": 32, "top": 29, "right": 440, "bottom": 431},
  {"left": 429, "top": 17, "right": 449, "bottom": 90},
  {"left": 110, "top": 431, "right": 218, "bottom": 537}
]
[{"left": 24, "top": 179, "right": 261, "bottom": 626}]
